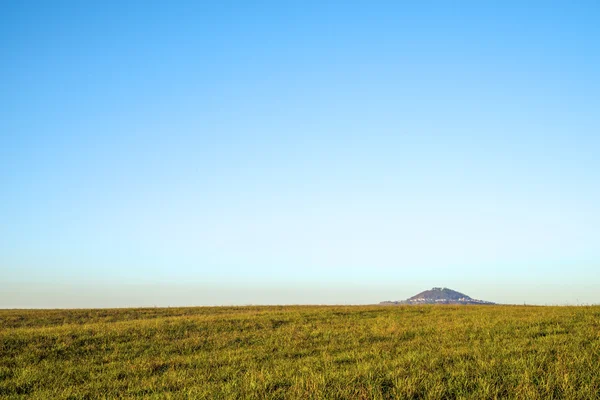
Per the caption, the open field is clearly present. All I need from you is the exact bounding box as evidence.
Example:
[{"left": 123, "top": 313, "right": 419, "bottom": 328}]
[{"left": 1, "top": 305, "right": 599, "bottom": 399}]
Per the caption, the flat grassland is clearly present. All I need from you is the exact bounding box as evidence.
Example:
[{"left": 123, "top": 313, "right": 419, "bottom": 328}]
[{"left": 1, "top": 305, "right": 599, "bottom": 399}]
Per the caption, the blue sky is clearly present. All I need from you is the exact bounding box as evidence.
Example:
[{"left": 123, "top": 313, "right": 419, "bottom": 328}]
[{"left": 2, "top": 1, "right": 599, "bottom": 307}]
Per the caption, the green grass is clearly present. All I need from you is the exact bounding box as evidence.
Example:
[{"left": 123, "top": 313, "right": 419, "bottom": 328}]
[{"left": 1, "top": 305, "right": 599, "bottom": 399}]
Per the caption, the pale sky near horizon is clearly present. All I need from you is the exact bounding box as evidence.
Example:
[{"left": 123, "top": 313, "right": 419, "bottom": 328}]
[{"left": 2, "top": 1, "right": 599, "bottom": 307}]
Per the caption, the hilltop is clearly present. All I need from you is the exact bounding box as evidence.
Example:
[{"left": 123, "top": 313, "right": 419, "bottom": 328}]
[{"left": 380, "top": 287, "right": 495, "bottom": 305}]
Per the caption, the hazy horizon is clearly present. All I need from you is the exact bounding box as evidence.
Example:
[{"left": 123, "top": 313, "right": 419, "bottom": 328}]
[
  {"left": 2, "top": 1, "right": 599, "bottom": 308},
  {"left": 2, "top": 282, "right": 599, "bottom": 309}
]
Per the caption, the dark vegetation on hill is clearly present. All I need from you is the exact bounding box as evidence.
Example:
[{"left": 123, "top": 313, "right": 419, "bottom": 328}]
[{"left": 381, "top": 287, "right": 495, "bottom": 305}]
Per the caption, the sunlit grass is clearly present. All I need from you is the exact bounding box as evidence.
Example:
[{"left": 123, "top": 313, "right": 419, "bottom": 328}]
[{"left": 1, "top": 305, "right": 599, "bottom": 399}]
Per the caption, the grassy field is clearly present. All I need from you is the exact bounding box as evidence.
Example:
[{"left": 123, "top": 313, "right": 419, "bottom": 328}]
[{"left": 1, "top": 305, "right": 599, "bottom": 399}]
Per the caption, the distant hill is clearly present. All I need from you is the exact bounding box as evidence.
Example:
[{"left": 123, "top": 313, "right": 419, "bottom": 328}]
[{"left": 380, "top": 287, "right": 495, "bottom": 305}]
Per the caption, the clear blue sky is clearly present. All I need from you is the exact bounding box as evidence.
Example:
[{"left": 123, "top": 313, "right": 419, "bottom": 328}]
[{"left": 2, "top": 1, "right": 599, "bottom": 307}]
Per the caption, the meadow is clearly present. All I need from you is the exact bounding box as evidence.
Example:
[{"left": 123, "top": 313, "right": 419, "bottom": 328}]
[{"left": 1, "top": 305, "right": 599, "bottom": 399}]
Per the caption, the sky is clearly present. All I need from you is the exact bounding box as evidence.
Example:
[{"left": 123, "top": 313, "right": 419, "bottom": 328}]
[{"left": 1, "top": 1, "right": 599, "bottom": 307}]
